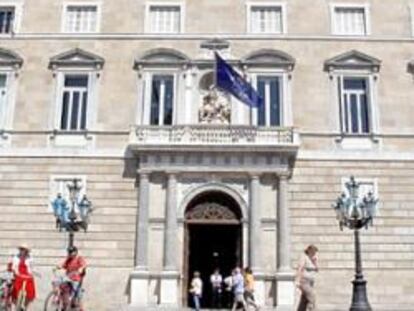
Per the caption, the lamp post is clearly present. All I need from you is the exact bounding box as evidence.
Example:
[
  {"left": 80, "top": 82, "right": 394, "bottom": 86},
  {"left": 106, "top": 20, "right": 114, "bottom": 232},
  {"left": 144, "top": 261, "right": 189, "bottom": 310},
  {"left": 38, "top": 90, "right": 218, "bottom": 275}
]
[
  {"left": 332, "top": 176, "right": 378, "bottom": 311},
  {"left": 51, "top": 178, "right": 93, "bottom": 248}
]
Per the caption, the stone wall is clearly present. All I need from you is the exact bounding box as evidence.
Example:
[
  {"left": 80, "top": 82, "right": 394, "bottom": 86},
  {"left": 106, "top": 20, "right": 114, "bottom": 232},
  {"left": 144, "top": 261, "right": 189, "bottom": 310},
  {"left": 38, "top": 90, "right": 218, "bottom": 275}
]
[
  {"left": 0, "top": 157, "right": 137, "bottom": 311},
  {"left": 1, "top": 157, "right": 413, "bottom": 309},
  {"left": 290, "top": 159, "right": 414, "bottom": 310}
]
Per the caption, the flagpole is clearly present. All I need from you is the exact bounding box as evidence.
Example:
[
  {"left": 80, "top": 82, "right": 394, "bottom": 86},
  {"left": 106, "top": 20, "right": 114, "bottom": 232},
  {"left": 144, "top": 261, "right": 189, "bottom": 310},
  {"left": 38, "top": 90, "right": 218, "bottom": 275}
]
[{"left": 213, "top": 49, "right": 218, "bottom": 90}]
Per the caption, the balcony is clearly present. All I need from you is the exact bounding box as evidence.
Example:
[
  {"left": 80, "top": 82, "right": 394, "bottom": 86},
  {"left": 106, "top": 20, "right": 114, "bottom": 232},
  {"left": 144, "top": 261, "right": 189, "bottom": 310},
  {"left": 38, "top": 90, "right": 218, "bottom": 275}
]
[{"left": 128, "top": 125, "right": 300, "bottom": 153}]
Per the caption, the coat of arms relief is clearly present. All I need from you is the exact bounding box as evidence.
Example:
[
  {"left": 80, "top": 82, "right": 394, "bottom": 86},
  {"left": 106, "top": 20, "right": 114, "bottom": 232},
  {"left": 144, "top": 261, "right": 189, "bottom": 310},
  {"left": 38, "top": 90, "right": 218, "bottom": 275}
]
[{"left": 199, "top": 87, "right": 231, "bottom": 124}]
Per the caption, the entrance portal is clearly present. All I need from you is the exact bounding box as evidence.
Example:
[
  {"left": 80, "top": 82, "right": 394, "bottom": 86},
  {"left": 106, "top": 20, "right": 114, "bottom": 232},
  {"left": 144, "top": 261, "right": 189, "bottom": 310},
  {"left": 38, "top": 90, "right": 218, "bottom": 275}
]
[{"left": 184, "top": 191, "right": 243, "bottom": 309}]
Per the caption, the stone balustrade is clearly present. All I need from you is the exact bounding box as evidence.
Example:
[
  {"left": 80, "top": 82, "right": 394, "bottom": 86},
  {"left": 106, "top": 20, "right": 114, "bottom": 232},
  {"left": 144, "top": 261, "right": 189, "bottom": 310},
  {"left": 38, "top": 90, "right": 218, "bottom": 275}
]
[{"left": 129, "top": 125, "right": 298, "bottom": 147}]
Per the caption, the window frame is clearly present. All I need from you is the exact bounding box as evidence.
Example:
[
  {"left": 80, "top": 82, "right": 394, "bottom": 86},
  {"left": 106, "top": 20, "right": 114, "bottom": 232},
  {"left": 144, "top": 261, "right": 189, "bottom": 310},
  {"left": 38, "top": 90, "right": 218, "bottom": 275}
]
[
  {"left": 333, "top": 71, "right": 378, "bottom": 136},
  {"left": 142, "top": 70, "right": 179, "bottom": 126},
  {"left": 338, "top": 75, "right": 371, "bottom": 135},
  {"left": 53, "top": 69, "right": 98, "bottom": 133},
  {"left": 246, "top": 1, "right": 287, "bottom": 34},
  {"left": 145, "top": 1, "right": 185, "bottom": 34},
  {"left": 0, "top": 2, "right": 23, "bottom": 35},
  {"left": 59, "top": 73, "right": 90, "bottom": 131},
  {"left": 61, "top": 1, "right": 101, "bottom": 33},
  {"left": 248, "top": 69, "right": 291, "bottom": 127},
  {"left": 330, "top": 3, "right": 371, "bottom": 36}
]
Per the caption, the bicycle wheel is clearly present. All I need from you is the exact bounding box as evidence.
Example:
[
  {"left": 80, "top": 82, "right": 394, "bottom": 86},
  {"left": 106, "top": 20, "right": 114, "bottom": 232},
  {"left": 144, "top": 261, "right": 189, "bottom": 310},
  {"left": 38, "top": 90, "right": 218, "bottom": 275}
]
[{"left": 44, "top": 291, "right": 66, "bottom": 311}]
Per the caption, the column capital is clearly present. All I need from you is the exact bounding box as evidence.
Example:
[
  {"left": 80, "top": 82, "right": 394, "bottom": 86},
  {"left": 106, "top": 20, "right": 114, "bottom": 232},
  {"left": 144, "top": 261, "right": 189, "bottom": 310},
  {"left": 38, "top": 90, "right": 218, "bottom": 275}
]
[
  {"left": 165, "top": 170, "right": 179, "bottom": 177},
  {"left": 277, "top": 173, "right": 290, "bottom": 181},
  {"left": 248, "top": 172, "right": 261, "bottom": 179},
  {"left": 137, "top": 170, "right": 151, "bottom": 178}
]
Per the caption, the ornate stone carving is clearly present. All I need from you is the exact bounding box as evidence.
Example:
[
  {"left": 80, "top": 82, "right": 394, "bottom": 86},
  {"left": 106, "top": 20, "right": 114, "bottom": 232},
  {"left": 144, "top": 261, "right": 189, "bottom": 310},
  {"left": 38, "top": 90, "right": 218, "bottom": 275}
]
[
  {"left": 199, "top": 87, "right": 231, "bottom": 124},
  {"left": 186, "top": 202, "right": 238, "bottom": 221}
]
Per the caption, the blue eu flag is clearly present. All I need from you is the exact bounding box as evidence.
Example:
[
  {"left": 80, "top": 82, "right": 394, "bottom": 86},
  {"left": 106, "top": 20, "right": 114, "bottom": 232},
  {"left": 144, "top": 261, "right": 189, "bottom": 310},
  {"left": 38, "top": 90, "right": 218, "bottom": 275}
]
[{"left": 215, "top": 52, "right": 262, "bottom": 107}]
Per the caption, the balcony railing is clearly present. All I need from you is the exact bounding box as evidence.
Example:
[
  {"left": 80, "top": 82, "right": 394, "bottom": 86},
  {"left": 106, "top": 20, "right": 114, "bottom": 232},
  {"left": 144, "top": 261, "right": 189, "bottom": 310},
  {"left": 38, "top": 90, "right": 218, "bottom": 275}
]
[{"left": 129, "top": 125, "right": 299, "bottom": 149}]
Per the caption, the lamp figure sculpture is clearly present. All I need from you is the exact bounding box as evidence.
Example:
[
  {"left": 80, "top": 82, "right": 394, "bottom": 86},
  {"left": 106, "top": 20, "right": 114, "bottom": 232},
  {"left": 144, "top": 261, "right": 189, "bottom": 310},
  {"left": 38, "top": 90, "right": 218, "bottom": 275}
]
[
  {"left": 51, "top": 179, "right": 93, "bottom": 248},
  {"left": 332, "top": 176, "right": 378, "bottom": 311}
]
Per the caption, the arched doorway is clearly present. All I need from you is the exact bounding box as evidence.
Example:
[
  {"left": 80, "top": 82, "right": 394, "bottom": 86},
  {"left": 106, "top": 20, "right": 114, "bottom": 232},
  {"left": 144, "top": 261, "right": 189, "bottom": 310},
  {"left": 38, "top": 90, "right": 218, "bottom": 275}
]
[{"left": 183, "top": 191, "right": 243, "bottom": 308}]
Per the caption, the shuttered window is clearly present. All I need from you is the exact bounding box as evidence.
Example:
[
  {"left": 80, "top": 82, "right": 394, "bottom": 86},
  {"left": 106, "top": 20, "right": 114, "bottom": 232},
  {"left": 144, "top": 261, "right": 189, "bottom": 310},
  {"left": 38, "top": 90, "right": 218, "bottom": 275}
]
[
  {"left": 333, "top": 6, "right": 367, "bottom": 35},
  {"left": 149, "top": 5, "right": 181, "bottom": 33},
  {"left": 250, "top": 5, "right": 283, "bottom": 34},
  {"left": 64, "top": 5, "right": 98, "bottom": 33}
]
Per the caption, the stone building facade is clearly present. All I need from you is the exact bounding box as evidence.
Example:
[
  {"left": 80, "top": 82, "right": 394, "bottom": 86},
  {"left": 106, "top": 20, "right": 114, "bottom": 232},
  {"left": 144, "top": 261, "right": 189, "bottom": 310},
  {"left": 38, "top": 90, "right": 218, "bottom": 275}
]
[{"left": 0, "top": 0, "right": 414, "bottom": 310}]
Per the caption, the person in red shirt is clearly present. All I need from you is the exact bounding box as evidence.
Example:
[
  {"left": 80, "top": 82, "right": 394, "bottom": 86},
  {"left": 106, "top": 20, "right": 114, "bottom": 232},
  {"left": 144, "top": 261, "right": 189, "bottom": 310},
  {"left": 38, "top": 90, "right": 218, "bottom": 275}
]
[
  {"left": 58, "top": 246, "right": 87, "bottom": 311},
  {"left": 11, "top": 244, "right": 36, "bottom": 310}
]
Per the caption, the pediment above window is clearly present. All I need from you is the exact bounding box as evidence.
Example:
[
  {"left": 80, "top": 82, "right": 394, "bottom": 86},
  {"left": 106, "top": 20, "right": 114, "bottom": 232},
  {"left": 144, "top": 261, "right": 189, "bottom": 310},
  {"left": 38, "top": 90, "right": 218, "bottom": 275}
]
[
  {"left": 241, "top": 49, "right": 295, "bottom": 71},
  {"left": 134, "top": 48, "right": 190, "bottom": 69},
  {"left": 0, "top": 48, "right": 23, "bottom": 69},
  {"left": 49, "top": 48, "right": 105, "bottom": 70},
  {"left": 324, "top": 50, "right": 380, "bottom": 72}
]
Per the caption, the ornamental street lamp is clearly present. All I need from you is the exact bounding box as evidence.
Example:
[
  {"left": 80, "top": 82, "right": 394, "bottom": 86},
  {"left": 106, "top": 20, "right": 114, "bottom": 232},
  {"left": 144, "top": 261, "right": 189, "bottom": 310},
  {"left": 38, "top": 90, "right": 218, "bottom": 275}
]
[
  {"left": 332, "top": 176, "right": 378, "bottom": 311},
  {"left": 51, "top": 178, "right": 93, "bottom": 248}
]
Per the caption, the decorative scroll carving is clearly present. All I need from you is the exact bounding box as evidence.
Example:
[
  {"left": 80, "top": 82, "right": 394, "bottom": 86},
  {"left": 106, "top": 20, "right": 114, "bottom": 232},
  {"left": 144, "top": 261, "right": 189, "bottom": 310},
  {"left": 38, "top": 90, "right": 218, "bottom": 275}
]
[{"left": 186, "top": 202, "right": 238, "bottom": 222}]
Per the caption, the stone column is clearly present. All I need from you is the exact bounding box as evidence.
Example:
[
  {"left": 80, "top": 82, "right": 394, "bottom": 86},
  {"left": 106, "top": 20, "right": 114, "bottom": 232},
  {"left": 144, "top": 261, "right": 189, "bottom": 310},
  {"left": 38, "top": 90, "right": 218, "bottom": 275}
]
[
  {"left": 249, "top": 174, "right": 261, "bottom": 271},
  {"left": 249, "top": 174, "right": 265, "bottom": 306},
  {"left": 276, "top": 174, "right": 295, "bottom": 310},
  {"left": 130, "top": 172, "right": 150, "bottom": 306},
  {"left": 161, "top": 172, "right": 180, "bottom": 305},
  {"left": 278, "top": 175, "right": 291, "bottom": 272},
  {"left": 135, "top": 172, "right": 150, "bottom": 269}
]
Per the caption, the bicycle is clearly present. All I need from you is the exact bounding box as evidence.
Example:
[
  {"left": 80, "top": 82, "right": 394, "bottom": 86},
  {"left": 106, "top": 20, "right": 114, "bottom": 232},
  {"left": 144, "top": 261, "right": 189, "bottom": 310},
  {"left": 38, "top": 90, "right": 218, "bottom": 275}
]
[
  {"left": 44, "top": 269, "right": 84, "bottom": 311},
  {"left": 0, "top": 274, "right": 13, "bottom": 311}
]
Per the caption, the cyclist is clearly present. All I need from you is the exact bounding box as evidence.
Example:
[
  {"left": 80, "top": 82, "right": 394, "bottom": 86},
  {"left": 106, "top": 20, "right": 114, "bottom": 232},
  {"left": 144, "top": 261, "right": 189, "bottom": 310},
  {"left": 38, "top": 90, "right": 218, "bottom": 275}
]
[
  {"left": 11, "top": 244, "right": 36, "bottom": 310},
  {"left": 0, "top": 261, "right": 14, "bottom": 310},
  {"left": 57, "top": 246, "right": 87, "bottom": 311}
]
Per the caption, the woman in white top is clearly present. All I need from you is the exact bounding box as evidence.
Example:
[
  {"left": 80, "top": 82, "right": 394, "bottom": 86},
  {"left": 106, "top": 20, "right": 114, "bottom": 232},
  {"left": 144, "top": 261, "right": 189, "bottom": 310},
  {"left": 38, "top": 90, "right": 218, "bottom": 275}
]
[
  {"left": 190, "top": 271, "right": 203, "bottom": 311},
  {"left": 296, "top": 244, "right": 319, "bottom": 311}
]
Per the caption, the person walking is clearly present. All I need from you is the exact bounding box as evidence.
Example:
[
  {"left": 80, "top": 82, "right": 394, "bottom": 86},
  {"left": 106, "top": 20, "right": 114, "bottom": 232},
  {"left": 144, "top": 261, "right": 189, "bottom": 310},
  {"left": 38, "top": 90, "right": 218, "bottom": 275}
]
[
  {"left": 223, "top": 272, "right": 233, "bottom": 308},
  {"left": 244, "top": 267, "right": 260, "bottom": 310},
  {"left": 190, "top": 271, "right": 203, "bottom": 311},
  {"left": 296, "top": 244, "right": 319, "bottom": 311},
  {"left": 231, "top": 267, "right": 247, "bottom": 311},
  {"left": 11, "top": 244, "right": 36, "bottom": 310},
  {"left": 210, "top": 268, "right": 222, "bottom": 308}
]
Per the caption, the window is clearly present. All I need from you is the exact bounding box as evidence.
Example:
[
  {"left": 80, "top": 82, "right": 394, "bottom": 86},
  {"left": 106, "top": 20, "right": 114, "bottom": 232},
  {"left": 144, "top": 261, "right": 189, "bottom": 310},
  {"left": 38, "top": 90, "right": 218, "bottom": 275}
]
[
  {"left": 0, "top": 74, "right": 7, "bottom": 125},
  {"left": 150, "top": 74, "right": 174, "bottom": 125},
  {"left": 331, "top": 5, "right": 369, "bottom": 35},
  {"left": 0, "top": 48, "right": 22, "bottom": 136},
  {"left": 339, "top": 77, "right": 370, "bottom": 134},
  {"left": 48, "top": 48, "right": 103, "bottom": 147},
  {"left": 64, "top": 4, "right": 98, "bottom": 33},
  {"left": 60, "top": 74, "right": 89, "bottom": 131},
  {"left": 256, "top": 76, "right": 282, "bottom": 126},
  {"left": 324, "top": 50, "right": 380, "bottom": 141},
  {"left": 0, "top": 6, "right": 15, "bottom": 34},
  {"left": 148, "top": 4, "right": 181, "bottom": 33},
  {"left": 248, "top": 4, "right": 284, "bottom": 34}
]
